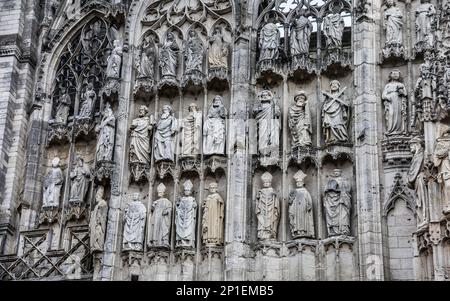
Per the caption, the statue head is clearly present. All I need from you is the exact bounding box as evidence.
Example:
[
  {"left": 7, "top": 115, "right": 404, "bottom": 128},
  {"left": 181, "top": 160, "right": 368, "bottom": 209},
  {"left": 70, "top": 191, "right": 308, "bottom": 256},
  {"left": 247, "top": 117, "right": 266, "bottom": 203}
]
[
  {"left": 409, "top": 136, "right": 424, "bottom": 154},
  {"left": 386, "top": 0, "right": 395, "bottom": 7},
  {"left": 208, "top": 182, "right": 218, "bottom": 193},
  {"left": 332, "top": 169, "right": 342, "bottom": 177},
  {"left": 113, "top": 39, "right": 120, "bottom": 48},
  {"left": 213, "top": 26, "right": 222, "bottom": 36},
  {"left": 389, "top": 69, "right": 402, "bottom": 82},
  {"left": 138, "top": 105, "right": 149, "bottom": 117},
  {"left": 183, "top": 180, "right": 193, "bottom": 196},
  {"left": 261, "top": 172, "right": 273, "bottom": 188},
  {"left": 294, "top": 91, "right": 308, "bottom": 106},
  {"left": 293, "top": 170, "right": 307, "bottom": 187},
  {"left": 188, "top": 103, "right": 198, "bottom": 113},
  {"left": 188, "top": 29, "right": 197, "bottom": 39},
  {"left": 161, "top": 105, "right": 172, "bottom": 118},
  {"left": 76, "top": 156, "right": 84, "bottom": 166},
  {"left": 87, "top": 82, "right": 94, "bottom": 90},
  {"left": 104, "top": 102, "right": 113, "bottom": 116},
  {"left": 157, "top": 183, "right": 166, "bottom": 198},
  {"left": 132, "top": 192, "right": 141, "bottom": 202},
  {"left": 213, "top": 95, "right": 224, "bottom": 107},
  {"left": 96, "top": 185, "right": 105, "bottom": 200},
  {"left": 329, "top": 80, "right": 341, "bottom": 92},
  {"left": 258, "top": 90, "right": 273, "bottom": 103},
  {"left": 51, "top": 157, "right": 60, "bottom": 168},
  {"left": 166, "top": 32, "right": 174, "bottom": 41}
]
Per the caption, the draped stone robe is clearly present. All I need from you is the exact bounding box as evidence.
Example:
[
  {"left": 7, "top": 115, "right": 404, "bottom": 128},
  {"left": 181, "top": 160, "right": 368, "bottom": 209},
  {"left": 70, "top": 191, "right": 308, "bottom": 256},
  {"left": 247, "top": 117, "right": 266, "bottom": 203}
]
[
  {"left": 185, "top": 35, "right": 204, "bottom": 73},
  {"left": 323, "top": 13, "right": 344, "bottom": 48},
  {"left": 209, "top": 32, "right": 228, "bottom": 69},
  {"left": 433, "top": 134, "right": 450, "bottom": 210},
  {"left": 407, "top": 148, "right": 428, "bottom": 225},
  {"left": 79, "top": 89, "right": 95, "bottom": 118},
  {"left": 288, "top": 103, "right": 312, "bottom": 147},
  {"left": 154, "top": 115, "right": 178, "bottom": 162},
  {"left": 202, "top": 192, "right": 224, "bottom": 245},
  {"left": 181, "top": 111, "right": 202, "bottom": 156},
  {"left": 160, "top": 38, "right": 179, "bottom": 78},
  {"left": 138, "top": 41, "right": 156, "bottom": 79},
  {"left": 175, "top": 196, "right": 197, "bottom": 248},
  {"left": 43, "top": 167, "right": 64, "bottom": 208},
  {"left": 385, "top": 6, "right": 403, "bottom": 46},
  {"left": 106, "top": 45, "right": 122, "bottom": 78},
  {"left": 254, "top": 101, "right": 281, "bottom": 154},
  {"left": 415, "top": 3, "right": 436, "bottom": 48},
  {"left": 324, "top": 179, "right": 351, "bottom": 236},
  {"left": 149, "top": 197, "right": 172, "bottom": 247},
  {"left": 382, "top": 81, "right": 406, "bottom": 136},
  {"left": 289, "top": 187, "right": 315, "bottom": 239},
  {"left": 55, "top": 93, "right": 71, "bottom": 124},
  {"left": 69, "top": 164, "right": 90, "bottom": 203},
  {"left": 130, "top": 116, "right": 152, "bottom": 164},
  {"left": 123, "top": 201, "right": 146, "bottom": 251},
  {"left": 203, "top": 105, "right": 227, "bottom": 155},
  {"left": 322, "top": 92, "right": 349, "bottom": 144},
  {"left": 90, "top": 198, "right": 108, "bottom": 252},
  {"left": 259, "top": 22, "right": 280, "bottom": 61},
  {"left": 96, "top": 112, "right": 115, "bottom": 162},
  {"left": 256, "top": 187, "right": 280, "bottom": 240},
  {"left": 291, "top": 15, "right": 312, "bottom": 56}
]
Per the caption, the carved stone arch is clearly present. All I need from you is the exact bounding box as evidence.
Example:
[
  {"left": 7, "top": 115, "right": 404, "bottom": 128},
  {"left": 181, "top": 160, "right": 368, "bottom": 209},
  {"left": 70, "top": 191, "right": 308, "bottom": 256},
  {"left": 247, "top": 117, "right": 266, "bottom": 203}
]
[
  {"left": 211, "top": 17, "right": 233, "bottom": 34},
  {"left": 255, "top": 8, "right": 288, "bottom": 30},
  {"left": 286, "top": 1, "right": 320, "bottom": 22},
  {"left": 383, "top": 173, "right": 416, "bottom": 217},
  {"left": 318, "top": 0, "right": 352, "bottom": 17}
]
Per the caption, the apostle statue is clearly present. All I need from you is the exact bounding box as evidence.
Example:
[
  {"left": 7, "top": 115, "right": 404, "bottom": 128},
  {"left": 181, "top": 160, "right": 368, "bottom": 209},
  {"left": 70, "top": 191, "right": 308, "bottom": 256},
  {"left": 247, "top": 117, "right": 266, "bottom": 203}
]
[
  {"left": 259, "top": 18, "right": 280, "bottom": 61},
  {"left": 382, "top": 69, "right": 407, "bottom": 136},
  {"left": 136, "top": 35, "right": 156, "bottom": 79},
  {"left": 181, "top": 103, "right": 202, "bottom": 157},
  {"left": 289, "top": 170, "right": 315, "bottom": 239},
  {"left": 130, "top": 105, "right": 153, "bottom": 165},
  {"left": 148, "top": 183, "right": 172, "bottom": 248},
  {"left": 290, "top": 10, "right": 312, "bottom": 56},
  {"left": 204, "top": 95, "right": 227, "bottom": 156},
  {"left": 289, "top": 91, "right": 312, "bottom": 148},
  {"left": 154, "top": 105, "right": 178, "bottom": 162},
  {"left": 414, "top": 62, "right": 434, "bottom": 122},
  {"left": 106, "top": 40, "right": 123, "bottom": 79},
  {"left": 175, "top": 180, "right": 197, "bottom": 248},
  {"left": 54, "top": 88, "right": 71, "bottom": 124},
  {"left": 407, "top": 137, "right": 428, "bottom": 226},
  {"left": 324, "top": 169, "right": 351, "bottom": 237},
  {"left": 159, "top": 32, "right": 179, "bottom": 79},
  {"left": 95, "top": 102, "right": 115, "bottom": 162},
  {"left": 415, "top": 0, "right": 435, "bottom": 51},
  {"left": 122, "top": 193, "right": 146, "bottom": 251},
  {"left": 42, "top": 157, "right": 64, "bottom": 208},
  {"left": 322, "top": 80, "right": 349, "bottom": 144},
  {"left": 208, "top": 26, "right": 229, "bottom": 70},
  {"left": 253, "top": 90, "right": 281, "bottom": 166},
  {"left": 384, "top": 0, "right": 404, "bottom": 47},
  {"left": 78, "top": 83, "right": 96, "bottom": 119},
  {"left": 68, "top": 157, "right": 91, "bottom": 203},
  {"left": 202, "top": 182, "right": 224, "bottom": 246},
  {"left": 90, "top": 185, "right": 108, "bottom": 252},
  {"left": 184, "top": 29, "right": 204, "bottom": 74},
  {"left": 433, "top": 125, "right": 450, "bottom": 214},
  {"left": 255, "top": 172, "right": 280, "bottom": 241},
  {"left": 323, "top": 6, "right": 345, "bottom": 50}
]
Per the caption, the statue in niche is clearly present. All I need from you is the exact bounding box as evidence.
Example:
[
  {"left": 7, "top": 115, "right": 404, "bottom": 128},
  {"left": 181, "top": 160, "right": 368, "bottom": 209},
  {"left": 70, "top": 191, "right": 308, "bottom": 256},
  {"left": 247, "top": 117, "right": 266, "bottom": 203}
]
[
  {"left": 122, "top": 193, "right": 146, "bottom": 251},
  {"left": 202, "top": 182, "right": 224, "bottom": 246},
  {"left": 289, "top": 170, "right": 314, "bottom": 239},
  {"left": 54, "top": 88, "right": 71, "bottom": 124},
  {"left": 68, "top": 157, "right": 91, "bottom": 203},
  {"left": 382, "top": 69, "right": 407, "bottom": 136},
  {"left": 324, "top": 169, "right": 351, "bottom": 237},
  {"left": 148, "top": 183, "right": 172, "bottom": 248},
  {"left": 290, "top": 10, "right": 312, "bottom": 56},
  {"left": 321, "top": 80, "right": 350, "bottom": 144},
  {"left": 42, "top": 157, "right": 64, "bottom": 208},
  {"left": 175, "top": 180, "right": 197, "bottom": 248},
  {"left": 136, "top": 35, "right": 156, "bottom": 79},
  {"left": 106, "top": 40, "right": 123, "bottom": 79},
  {"left": 78, "top": 82, "right": 96, "bottom": 119},
  {"left": 184, "top": 29, "right": 204, "bottom": 73},
  {"left": 154, "top": 105, "right": 178, "bottom": 162},
  {"left": 204, "top": 95, "right": 227, "bottom": 156},
  {"left": 130, "top": 105, "right": 153, "bottom": 166},
  {"left": 90, "top": 185, "right": 108, "bottom": 252},
  {"left": 208, "top": 26, "right": 229, "bottom": 70},
  {"left": 384, "top": 0, "right": 404, "bottom": 47},
  {"left": 181, "top": 103, "right": 202, "bottom": 157},
  {"left": 288, "top": 91, "right": 312, "bottom": 148},
  {"left": 255, "top": 172, "right": 280, "bottom": 241},
  {"left": 433, "top": 126, "right": 450, "bottom": 214},
  {"left": 407, "top": 137, "right": 428, "bottom": 226},
  {"left": 159, "top": 32, "right": 179, "bottom": 79},
  {"left": 415, "top": 0, "right": 436, "bottom": 51},
  {"left": 95, "top": 102, "right": 115, "bottom": 162},
  {"left": 253, "top": 90, "right": 281, "bottom": 165},
  {"left": 323, "top": 6, "right": 345, "bottom": 50},
  {"left": 415, "top": 61, "right": 435, "bottom": 121},
  {"left": 258, "top": 18, "right": 280, "bottom": 61}
]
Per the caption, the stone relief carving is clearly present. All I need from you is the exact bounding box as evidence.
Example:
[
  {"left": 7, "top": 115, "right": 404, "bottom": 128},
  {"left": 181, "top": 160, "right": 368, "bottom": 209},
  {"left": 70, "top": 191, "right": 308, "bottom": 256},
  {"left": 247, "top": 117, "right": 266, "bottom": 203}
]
[
  {"left": 181, "top": 103, "right": 202, "bottom": 157},
  {"left": 123, "top": 193, "right": 146, "bottom": 252},
  {"left": 289, "top": 91, "right": 312, "bottom": 149},
  {"left": 322, "top": 80, "right": 350, "bottom": 145},
  {"left": 204, "top": 95, "right": 227, "bottom": 156},
  {"left": 208, "top": 25, "right": 229, "bottom": 80},
  {"left": 433, "top": 126, "right": 450, "bottom": 214},
  {"left": 255, "top": 172, "right": 280, "bottom": 241},
  {"left": 289, "top": 170, "right": 315, "bottom": 239},
  {"left": 323, "top": 5, "right": 345, "bottom": 50},
  {"left": 106, "top": 40, "right": 123, "bottom": 79},
  {"left": 68, "top": 157, "right": 91, "bottom": 204},
  {"left": 159, "top": 32, "right": 179, "bottom": 84},
  {"left": 415, "top": 0, "right": 436, "bottom": 54},
  {"left": 42, "top": 157, "right": 64, "bottom": 208},
  {"left": 175, "top": 180, "right": 197, "bottom": 248},
  {"left": 383, "top": 0, "right": 406, "bottom": 59},
  {"left": 324, "top": 169, "right": 351, "bottom": 237},
  {"left": 90, "top": 185, "right": 108, "bottom": 253},
  {"left": 154, "top": 105, "right": 178, "bottom": 162},
  {"left": 382, "top": 69, "right": 407, "bottom": 136},
  {"left": 148, "top": 183, "right": 172, "bottom": 248},
  {"left": 95, "top": 102, "right": 115, "bottom": 162},
  {"left": 202, "top": 182, "right": 224, "bottom": 246},
  {"left": 259, "top": 15, "right": 280, "bottom": 62}
]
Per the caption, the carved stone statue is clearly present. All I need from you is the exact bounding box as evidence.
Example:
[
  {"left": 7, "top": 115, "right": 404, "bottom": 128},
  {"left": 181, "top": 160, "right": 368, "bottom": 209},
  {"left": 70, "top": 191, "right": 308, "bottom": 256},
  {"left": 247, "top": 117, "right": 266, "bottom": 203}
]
[
  {"left": 154, "top": 105, "right": 178, "bottom": 162},
  {"left": 407, "top": 137, "right": 428, "bottom": 226},
  {"left": 106, "top": 40, "right": 123, "bottom": 79},
  {"left": 323, "top": 6, "right": 345, "bottom": 49},
  {"left": 255, "top": 172, "right": 280, "bottom": 241},
  {"left": 122, "top": 193, "right": 146, "bottom": 251},
  {"left": 42, "top": 157, "right": 64, "bottom": 208},
  {"left": 289, "top": 91, "right": 312, "bottom": 148},
  {"left": 202, "top": 182, "right": 224, "bottom": 246},
  {"left": 415, "top": 62, "right": 434, "bottom": 122},
  {"left": 148, "top": 183, "right": 172, "bottom": 248},
  {"left": 290, "top": 11, "right": 312, "bottom": 56},
  {"left": 259, "top": 20, "right": 280, "bottom": 61},
  {"left": 433, "top": 126, "right": 450, "bottom": 214},
  {"left": 289, "top": 170, "right": 315, "bottom": 239},
  {"left": 95, "top": 102, "right": 115, "bottom": 162},
  {"left": 324, "top": 169, "right": 351, "bottom": 236},
  {"left": 54, "top": 88, "right": 71, "bottom": 124},
  {"left": 175, "top": 180, "right": 197, "bottom": 248},
  {"left": 130, "top": 105, "right": 153, "bottom": 165},
  {"left": 322, "top": 80, "right": 350, "bottom": 144},
  {"left": 384, "top": 0, "right": 403, "bottom": 47},
  {"left": 136, "top": 35, "right": 156, "bottom": 79},
  {"left": 204, "top": 95, "right": 227, "bottom": 156},
  {"left": 185, "top": 29, "right": 204, "bottom": 73},
  {"left": 159, "top": 32, "right": 179, "bottom": 79},
  {"left": 68, "top": 157, "right": 91, "bottom": 203},
  {"left": 181, "top": 103, "right": 202, "bottom": 157},
  {"left": 208, "top": 26, "right": 229, "bottom": 70},
  {"left": 382, "top": 69, "right": 407, "bottom": 136},
  {"left": 415, "top": 0, "right": 436, "bottom": 51},
  {"left": 253, "top": 90, "right": 281, "bottom": 166},
  {"left": 78, "top": 83, "right": 96, "bottom": 119},
  {"left": 90, "top": 186, "right": 108, "bottom": 252}
]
